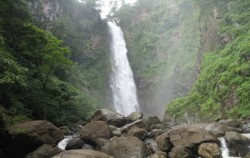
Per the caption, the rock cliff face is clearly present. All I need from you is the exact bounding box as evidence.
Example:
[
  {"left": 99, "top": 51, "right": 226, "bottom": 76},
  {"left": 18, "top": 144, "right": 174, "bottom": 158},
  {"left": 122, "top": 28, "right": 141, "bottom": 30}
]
[
  {"left": 29, "top": 0, "right": 62, "bottom": 22},
  {"left": 118, "top": 0, "right": 220, "bottom": 119}
]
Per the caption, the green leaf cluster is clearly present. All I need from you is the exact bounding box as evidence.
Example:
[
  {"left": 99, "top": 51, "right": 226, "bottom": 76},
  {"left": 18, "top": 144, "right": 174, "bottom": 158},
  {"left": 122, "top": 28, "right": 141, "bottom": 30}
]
[
  {"left": 0, "top": 0, "right": 108, "bottom": 126},
  {"left": 166, "top": 0, "right": 250, "bottom": 121}
]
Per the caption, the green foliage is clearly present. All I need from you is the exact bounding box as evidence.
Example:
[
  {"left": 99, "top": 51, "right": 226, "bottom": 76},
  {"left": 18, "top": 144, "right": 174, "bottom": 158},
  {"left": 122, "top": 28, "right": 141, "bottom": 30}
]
[
  {"left": 0, "top": 0, "right": 108, "bottom": 126},
  {"left": 167, "top": 0, "right": 250, "bottom": 121}
]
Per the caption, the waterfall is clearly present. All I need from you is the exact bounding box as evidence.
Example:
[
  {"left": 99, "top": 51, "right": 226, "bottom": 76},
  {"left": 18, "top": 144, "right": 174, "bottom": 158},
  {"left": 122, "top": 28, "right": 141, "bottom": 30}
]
[
  {"left": 218, "top": 137, "right": 242, "bottom": 158},
  {"left": 99, "top": 0, "right": 140, "bottom": 116},
  {"left": 108, "top": 21, "right": 140, "bottom": 116}
]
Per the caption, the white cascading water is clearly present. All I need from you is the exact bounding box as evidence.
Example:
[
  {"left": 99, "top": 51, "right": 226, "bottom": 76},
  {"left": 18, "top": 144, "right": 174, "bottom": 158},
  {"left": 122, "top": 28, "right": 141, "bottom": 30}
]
[
  {"left": 218, "top": 134, "right": 250, "bottom": 158},
  {"left": 100, "top": 0, "right": 140, "bottom": 116}
]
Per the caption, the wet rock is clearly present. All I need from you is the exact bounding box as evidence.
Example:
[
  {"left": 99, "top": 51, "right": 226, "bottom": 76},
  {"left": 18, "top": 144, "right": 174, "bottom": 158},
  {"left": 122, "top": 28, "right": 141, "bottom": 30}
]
[
  {"left": 168, "top": 126, "right": 217, "bottom": 149},
  {"left": 91, "top": 109, "right": 126, "bottom": 127},
  {"left": 126, "top": 112, "right": 143, "bottom": 123},
  {"left": 156, "top": 132, "right": 173, "bottom": 152},
  {"left": 65, "top": 138, "right": 83, "bottom": 150},
  {"left": 169, "top": 146, "right": 194, "bottom": 158},
  {"left": 127, "top": 126, "right": 147, "bottom": 140},
  {"left": 95, "top": 138, "right": 109, "bottom": 150},
  {"left": 243, "top": 123, "right": 250, "bottom": 133},
  {"left": 218, "top": 119, "right": 242, "bottom": 128},
  {"left": 198, "top": 143, "right": 221, "bottom": 158},
  {"left": 53, "top": 149, "right": 114, "bottom": 158},
  {"left": 109, "top": 125, "right": 121, "bottom": 136},
  {"left": 4, "top": 120, "right": 63, "bottom": 158},
  {"left": 205, "top": 122, "right": 242, "bottom": 137},
  {"left": 147, "top": 129, "right": 164, "bottom": 138},
  {"left": 25, "top": 144, "right": 62, "bottom": 158},
  {"left": 80, "top": 121, "right": 112, "bottom": 146},
  {"left": 244, "top": 152, "right": 250, "bottom": 158},
  {"left": 145, "top": 138, "right": 158, "bottom": 152},
  {"left": 82, "top": 144, "right": 94, "bottom": 150},
  {"left": 146, "top": 116, "right": 161, "bottom": 127},
  {"left": 8, "top": 120, "right": 63, "bottom": 145},
  {"left": 120, "top": 119, "right": 147, "bottom": 133},
  {"left": 225, "top": 131, "right": 250, "bottom": 157},
  {"left": 204, "top": 123, "right": 229, "bottom": 137},
  {"left": 147, "top": 151, "right": 168, "bottom": 158},
  {"left": 102, "top": 136, "right": 150, "bottom": 158},
  {"left": 59, "top": 126, "right": 70, "bottom": 135}
]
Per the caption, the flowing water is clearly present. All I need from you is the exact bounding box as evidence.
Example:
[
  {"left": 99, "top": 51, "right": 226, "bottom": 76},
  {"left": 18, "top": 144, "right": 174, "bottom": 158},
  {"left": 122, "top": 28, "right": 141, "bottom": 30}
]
[
  {"left": 218, "top": 134, "right": 250, "bottom": 158},
  {"left": 100, "top": 0, "right": 140, "bottom": 116},
  {"left": 57, "top": 135, "right": 74, "bottom": 150}
]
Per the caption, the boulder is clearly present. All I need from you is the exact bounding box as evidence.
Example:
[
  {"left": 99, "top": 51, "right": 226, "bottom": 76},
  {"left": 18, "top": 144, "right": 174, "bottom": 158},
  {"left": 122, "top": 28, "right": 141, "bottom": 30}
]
[
  {"left": 127, "top": 126, "right": 147, "bottom": 140},
  {"left": 218, "top": 119, "right": 242, "bottom": 128},
  {"left": 225, "top": 131, "right": 250, "bottom": 157},
  {"left": 168, "top": 126, "right": 217, "bottom": 149},
  {"left": 146, "top": 116, "right": 161, "bottom": 127},
  {"left": 95, "top": 138, "right": 109, "bottom": 150},
  {"left": 4, "top": 120, "right": 63, "bottom": 158},
  {"left": 147, "top": 151, "right": 168, "bottom": 158},
  {"left": 80, "top": 121, "right": 112, "bottom": 145},
  {"left": 109, "top": 125, "right": 121, "bottom": 137},
  {"left": 8, "top": 120, "right": 63, "bottom": 145},
  {"left": 244, "top": 152, "right": 250, "bottom": 158},
  {"left": 145, "top": 138, "right": 158, "bottom": 152},
  {"left": 82, "top": 144, "right": 94, "bottom": 150},
  {"left": 126, "top": 112, "right": 143, "bottom": 123},
  {"left": 147, "top": 129, "right": 164, "bottom": 138},
  {"left": 243, "top": 123, "right": 250, "bottom": 133},
  {"left": 205, "top": 123, "right": 242, "bottom": 137},
  {"left": 59, "top": 126, "right": 70, "bottom": 135},
  {"left": 65, "top": 138, "right": 83, "bottom": 150},
  {"left": 120, "top": 119, "right": 148, "bottom": 133},
  {"left": 198, "top": 143, "right": 221, "bottom": 158},
  {"left": 25, "top": 144, "right": 62, "bottom": 158},
  {"left": 156, "top": 132, "right": 173, "bottom": 152},
  {"left": 102, "top": 136, "right": 150, "bottom": 158},
  {"left": 91, "top": 109, "right": 126, "bottom": 127},
  {"left": 169, "top": 146, "right": 194, "bottom": 158},
  {"left": 150, "top": 124, "right": 166, "bottom": 130},
  {"left": 53, "top": 149, "right": 114, "bottom": 158}
]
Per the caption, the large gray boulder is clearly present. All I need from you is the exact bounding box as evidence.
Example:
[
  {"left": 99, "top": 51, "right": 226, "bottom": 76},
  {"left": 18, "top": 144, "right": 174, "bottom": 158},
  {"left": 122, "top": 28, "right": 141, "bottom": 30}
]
[
  {"left": 91, "top": 109, "right": 126, "bottom": 127},
  {"left": 169, "top": 146, "right": 194, "bottom": 158},
  {"left": 243, "top": 123, "right": 250, "bottom": 133},
  {"left": 8, "top": 120, "right": 63, "bottom": 145},
  {"left": 127, "top": 126, "right": 147, "bottom": 140},
  {"left": 25, "top": 144, "right": 62, "bottom": 158},
  {"left": 126, "top": 112, "right": 143, "bottom": 123},
  {"left": 146, "top": 116, "right": 161, "bottom": 127},
  {"left": 225, "top": 131, "right": 250, "bottom": 157},
  {"left": 53, "top": 149, "right": 114, "bottom": 158},
  {"left": 205, "top": 122, "right": 242, "bottom": 137},
  {"left": 168, "top": 126, "right": 217, "bottom": 149},
  {"left": 218, "top": 119, "right": 242, "bottom": 128},
  {"left": 102, "top": 136, "right": 150, "bottom": 158},
  {"left": 156, "top": 132, "right": 173, "bottom": 152},
  {"left": 80, "top": 121, "right": 112, "bottom": 145},
  {"left": 65, "top": 138, "right": 83, "bottom": 150},
  {"left": 4, "top": 120, "right": 63, "bottom": 158},
  {"left": 147, "top": 151, "right": 168, "bottom": 158},
  {"left": 198, "top": 143, "right": 221, "bottom": 158}
]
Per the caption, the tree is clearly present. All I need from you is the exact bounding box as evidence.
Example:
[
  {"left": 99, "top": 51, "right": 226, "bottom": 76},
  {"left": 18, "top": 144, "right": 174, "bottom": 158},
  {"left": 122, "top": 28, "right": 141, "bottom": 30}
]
[{"left": 19, "top": 24, "right": 72, "bottom": 89}]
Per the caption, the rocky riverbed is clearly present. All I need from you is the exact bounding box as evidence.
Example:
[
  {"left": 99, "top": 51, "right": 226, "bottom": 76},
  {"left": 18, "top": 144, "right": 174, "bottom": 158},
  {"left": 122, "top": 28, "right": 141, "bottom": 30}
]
[{"left": 1, "top": 109, "right": 250, "bottom": 158}]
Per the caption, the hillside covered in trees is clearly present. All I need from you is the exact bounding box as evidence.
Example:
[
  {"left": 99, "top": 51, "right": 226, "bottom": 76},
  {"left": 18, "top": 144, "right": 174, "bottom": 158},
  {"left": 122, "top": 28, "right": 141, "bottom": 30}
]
[
  {"left": 0, "top": 0, "right": 249, "bottom": 130},
  {"left": 0, "top": 0, "right": 110, "bottom": 127},
  {"left": 116, "top": 0, "right": 250, "bottom": 121}
]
